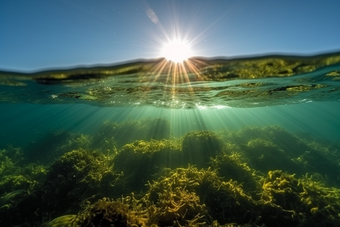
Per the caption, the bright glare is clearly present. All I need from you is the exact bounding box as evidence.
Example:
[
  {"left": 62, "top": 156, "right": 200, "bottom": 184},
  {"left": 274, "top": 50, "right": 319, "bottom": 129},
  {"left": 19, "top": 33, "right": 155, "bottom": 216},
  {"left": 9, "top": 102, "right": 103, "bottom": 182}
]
[{"left": 161, "top": 39, "right": 193, "bottom": 63}]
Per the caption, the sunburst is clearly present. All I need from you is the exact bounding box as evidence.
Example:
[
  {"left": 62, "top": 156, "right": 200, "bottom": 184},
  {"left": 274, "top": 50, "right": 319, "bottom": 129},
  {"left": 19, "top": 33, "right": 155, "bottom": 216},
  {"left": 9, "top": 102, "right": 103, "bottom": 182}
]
[{"left": 161, "top": 39, "right": 193, "bottom": 63}]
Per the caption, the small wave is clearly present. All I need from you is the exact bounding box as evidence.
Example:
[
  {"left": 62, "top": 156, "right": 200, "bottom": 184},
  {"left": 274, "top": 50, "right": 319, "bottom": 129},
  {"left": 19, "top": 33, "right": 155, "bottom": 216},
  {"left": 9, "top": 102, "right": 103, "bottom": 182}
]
[{"left": 1, "top": 52, "right": 340, "bottom": 108}]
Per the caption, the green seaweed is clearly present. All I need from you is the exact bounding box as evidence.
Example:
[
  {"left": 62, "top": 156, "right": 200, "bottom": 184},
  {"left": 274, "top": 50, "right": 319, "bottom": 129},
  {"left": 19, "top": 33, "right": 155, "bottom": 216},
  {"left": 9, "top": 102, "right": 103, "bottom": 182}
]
[
  {"left": 2, "top": 124, "right": 340, "bottom": 226},
  {"left": 182, "top": 130, "right": 223, "bottom": 168},
  {"left": 43, "top": 215, "right": 80, "bottom": 227},
  {"left": 113, "top": 139, "right": 181, "bottom": 192},
  {"left": 38, "top": 148, "right": 117, "bottom": 214},
  {"left": 147, "top": 166, "right": 257, "bottom": 225},
  {"left": 260, "top": 170, "right": 340, "bottom": 226},
  {"left": 78, "top": 198, "right": 145, "bottom": 227},
  {"left": 210, "top": 153, "right": 260, "bottom": 197}
]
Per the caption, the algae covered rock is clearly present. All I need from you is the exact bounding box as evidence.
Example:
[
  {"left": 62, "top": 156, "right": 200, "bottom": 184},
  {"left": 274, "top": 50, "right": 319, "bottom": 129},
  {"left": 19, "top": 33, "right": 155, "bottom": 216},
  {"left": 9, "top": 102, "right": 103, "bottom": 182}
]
[
  {"left": 261, "top": 170, "right": 340, "bottom": 226},
  {"left": 2, "top": 123, "right": 340, "bottom": 226},
  {"left": 0, "top": 146, "right": 46, "bottom": 196},
  {"left": 194, "top": 171, "right": 257, "bottom": 225},
  {"left": 211, "top": 153, "right": 260, "bottom": 195},
  {"left": 44, "top": 197, "right": 146, "bottom": 227},
  {"left": 79, "top": 198, "right": 145, "bottom": 227},
  {"left": 223, "top": 126, "right": 314, "bottom": 175},
  {"left": 293, "top": 142, "right": 340, "bottom": 187},
  {"left": 227, "top": 125, "right": 309, "bottom": 157},
  {"left": 243, "top": 138, "right": 300, "bottom": 173},
  {"left": 182, "top": 130, "right": 223, "bottom": 168},
  {"left": 113, "top": 139, "right": 181, "bottom": 192},
  {"left": 147, "top": 166, "right": 258, "bottom": 226},
  {"left": 147, "top": 167, "right": 210, "bottom": 226},
  {"left": 148, "top": 187, "right": 207, "bottom": 227},
  {"left": 39, "top": 148, "right": 117, "bottom": 214},
  {"left": 261, "top": 170, "right": 304, "bottom": 210},
  {"left": 0, "top": 162, "right": 47, "bottom": 226}
]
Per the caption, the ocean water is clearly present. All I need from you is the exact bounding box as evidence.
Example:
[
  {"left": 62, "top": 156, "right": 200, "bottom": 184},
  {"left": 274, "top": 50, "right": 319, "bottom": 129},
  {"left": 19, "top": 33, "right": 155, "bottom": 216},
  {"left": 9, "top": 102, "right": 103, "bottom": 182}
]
[{"left": 1, "top": 53, "right": 340, "bottom": 226}]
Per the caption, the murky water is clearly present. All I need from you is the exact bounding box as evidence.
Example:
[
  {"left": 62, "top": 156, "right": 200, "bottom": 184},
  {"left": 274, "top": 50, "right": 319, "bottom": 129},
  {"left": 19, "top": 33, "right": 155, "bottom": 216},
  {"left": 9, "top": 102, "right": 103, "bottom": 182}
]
[{"left": 1, "top": 53, "right": 340, "bottom": 226}]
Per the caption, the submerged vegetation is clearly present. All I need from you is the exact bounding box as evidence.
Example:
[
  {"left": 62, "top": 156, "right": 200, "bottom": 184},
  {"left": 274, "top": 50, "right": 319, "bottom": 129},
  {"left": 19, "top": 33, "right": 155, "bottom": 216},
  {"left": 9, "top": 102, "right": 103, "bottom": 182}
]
[{"left": 1, "top": 118, "right": 340, "bottom": 226}]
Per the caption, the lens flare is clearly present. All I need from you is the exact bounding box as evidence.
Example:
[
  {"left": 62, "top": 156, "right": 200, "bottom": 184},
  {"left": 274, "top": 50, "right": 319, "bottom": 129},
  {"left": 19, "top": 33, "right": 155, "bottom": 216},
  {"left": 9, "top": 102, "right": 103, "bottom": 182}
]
[{"left": 161, "top": 39, "right": 193, "bottom": 63}]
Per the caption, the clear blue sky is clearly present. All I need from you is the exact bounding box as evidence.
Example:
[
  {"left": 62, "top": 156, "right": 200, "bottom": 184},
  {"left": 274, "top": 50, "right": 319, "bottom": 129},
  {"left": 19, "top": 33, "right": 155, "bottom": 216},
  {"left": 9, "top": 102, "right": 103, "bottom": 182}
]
[{"left": 1, "top": 0, "right": 340, "bottom": 71}]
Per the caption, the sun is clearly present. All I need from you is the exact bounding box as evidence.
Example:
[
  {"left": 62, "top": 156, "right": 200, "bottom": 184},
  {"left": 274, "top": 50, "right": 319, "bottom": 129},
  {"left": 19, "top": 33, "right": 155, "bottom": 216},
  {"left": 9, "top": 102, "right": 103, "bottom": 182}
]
[{"left": 161, "top": 39, "right": 193, "bottom": 63}]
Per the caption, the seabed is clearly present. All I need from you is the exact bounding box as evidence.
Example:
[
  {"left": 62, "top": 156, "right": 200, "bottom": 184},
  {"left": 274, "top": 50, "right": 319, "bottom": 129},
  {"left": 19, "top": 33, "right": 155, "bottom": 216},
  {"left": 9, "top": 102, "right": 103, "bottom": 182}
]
[{"left": 1, "top": 119, "right": 340, "bottom": 226}]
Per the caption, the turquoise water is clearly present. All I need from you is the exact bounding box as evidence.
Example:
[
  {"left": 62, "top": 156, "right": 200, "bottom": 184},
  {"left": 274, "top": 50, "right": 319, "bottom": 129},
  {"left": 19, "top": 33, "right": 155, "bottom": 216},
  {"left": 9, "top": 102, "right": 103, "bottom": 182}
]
[
  {"left": 1, "top": 54, "right": 340, "bottom": 226},
  {"left": 1, "top": 102, "right": 340, "bottom": 147}
]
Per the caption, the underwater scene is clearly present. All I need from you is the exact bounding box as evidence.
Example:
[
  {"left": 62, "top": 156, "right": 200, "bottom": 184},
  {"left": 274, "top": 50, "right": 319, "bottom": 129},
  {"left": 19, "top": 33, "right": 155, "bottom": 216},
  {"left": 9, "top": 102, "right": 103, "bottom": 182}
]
[{"left": 1, "top": 53, "right": 340, "bottom": 227}]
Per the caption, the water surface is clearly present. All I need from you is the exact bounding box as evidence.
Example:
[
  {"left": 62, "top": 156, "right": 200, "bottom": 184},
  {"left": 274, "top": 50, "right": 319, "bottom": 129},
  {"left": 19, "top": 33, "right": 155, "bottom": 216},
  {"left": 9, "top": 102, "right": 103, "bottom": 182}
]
[{"left": 1, "top": 53, "right": 340, "bottom": 226}]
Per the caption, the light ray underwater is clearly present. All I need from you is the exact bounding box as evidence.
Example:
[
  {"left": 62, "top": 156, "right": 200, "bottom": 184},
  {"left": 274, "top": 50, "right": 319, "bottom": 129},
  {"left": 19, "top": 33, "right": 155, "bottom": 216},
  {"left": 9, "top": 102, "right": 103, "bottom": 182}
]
[{"left": 1, "top": 52, "right": 340, "bottom": 226}]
